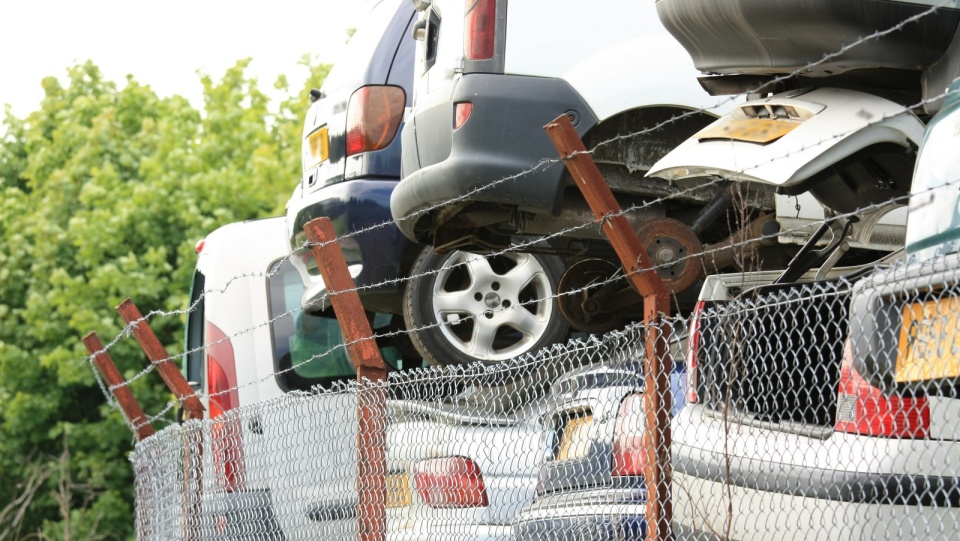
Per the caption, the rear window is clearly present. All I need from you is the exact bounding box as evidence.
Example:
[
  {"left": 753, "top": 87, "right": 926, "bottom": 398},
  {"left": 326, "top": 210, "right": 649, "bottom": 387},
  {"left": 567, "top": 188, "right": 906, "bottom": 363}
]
[
  {"left": 321, "top": 0, "right": 405, "bottom": 93},
  {"left": 267, "top": 256, "right": 408, "bottom": 391}
]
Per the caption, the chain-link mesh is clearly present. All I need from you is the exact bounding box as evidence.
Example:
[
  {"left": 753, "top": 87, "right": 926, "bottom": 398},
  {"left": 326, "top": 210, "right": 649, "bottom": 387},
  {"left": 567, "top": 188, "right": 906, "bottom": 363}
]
[{"left": 131, "top": 251, "right": 960, "bottom": 540}]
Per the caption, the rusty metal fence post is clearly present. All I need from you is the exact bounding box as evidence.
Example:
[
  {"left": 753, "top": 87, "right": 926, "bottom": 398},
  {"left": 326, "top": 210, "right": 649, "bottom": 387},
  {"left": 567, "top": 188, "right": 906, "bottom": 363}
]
[
  {"left": 304, "top": 217, "right": 388, "bottom": 541},
  {"left": 83, "top": 332, "right": 156, "bottom": 441},
  {"left": 545, "top": 114, "right": 674, "bottom": 541},
  {"left": 115, "top": 299, "right": 206, "bottom": 540}
]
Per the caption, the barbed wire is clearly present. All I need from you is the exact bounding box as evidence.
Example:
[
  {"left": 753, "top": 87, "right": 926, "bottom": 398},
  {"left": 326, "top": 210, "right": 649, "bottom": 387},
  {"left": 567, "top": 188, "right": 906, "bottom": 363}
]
[{"left": 87, "top": 8, "right": 960, "bottom": 425}]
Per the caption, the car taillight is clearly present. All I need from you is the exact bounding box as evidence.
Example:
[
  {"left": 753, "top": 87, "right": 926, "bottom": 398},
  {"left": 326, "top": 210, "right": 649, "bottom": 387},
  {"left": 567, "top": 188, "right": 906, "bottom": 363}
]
[
  {"left": 464, "top": 0, "right": 496, "bottom": 60},
  {"left": 454, "top": 102, "right": 473, "bottom": 129},
  {"left": 344, "top": 85, "right": 406, "bottom": 157},
  {"left": 612, "top": 393, "right": 647, "bottom": 477},
  {"left": 414, "top": 457, "right": 488, "bottom": 508},
  {"left": 685, "top": 301, "right": 705, "bottom": 404},
  {"left": 206, "top": 322, "right": 245, "bottom": 492},
  {"left": 835, "top": 339, "right": 929, "bottom": 438}
]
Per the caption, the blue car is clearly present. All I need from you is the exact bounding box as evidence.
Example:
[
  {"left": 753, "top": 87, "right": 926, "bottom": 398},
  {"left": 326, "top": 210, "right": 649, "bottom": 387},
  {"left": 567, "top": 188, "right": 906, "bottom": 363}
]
[
  {"left": 511, "top": 347, "right": 686, "bottom": 541},
  {"left": 285, "top": 0, "right": 419, "bottom": 320}
]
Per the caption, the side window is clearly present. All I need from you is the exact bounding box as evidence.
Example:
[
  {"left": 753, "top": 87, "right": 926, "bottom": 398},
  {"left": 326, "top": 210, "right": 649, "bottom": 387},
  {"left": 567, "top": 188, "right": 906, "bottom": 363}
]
[
  {"left": 425, "top": 8, "right": 441, "bottom": 71},
  {"left": 184, "top": 269, "right": 205, "bottom": 392},
  {"left": 267, "top": 257, "right": 418, "bottom": 391}
]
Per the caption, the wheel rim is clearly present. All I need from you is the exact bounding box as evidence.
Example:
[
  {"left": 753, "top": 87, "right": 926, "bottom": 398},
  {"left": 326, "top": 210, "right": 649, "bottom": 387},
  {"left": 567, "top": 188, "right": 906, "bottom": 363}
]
[{"left": 431, "top": 251, "right": 554, "bottom": 361}]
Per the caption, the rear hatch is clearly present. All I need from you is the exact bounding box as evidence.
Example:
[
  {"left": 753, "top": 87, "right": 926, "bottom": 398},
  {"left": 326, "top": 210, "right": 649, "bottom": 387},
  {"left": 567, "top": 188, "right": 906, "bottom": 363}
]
[{"left": 297, "top": 0, "right": 414, "bottom": 196}]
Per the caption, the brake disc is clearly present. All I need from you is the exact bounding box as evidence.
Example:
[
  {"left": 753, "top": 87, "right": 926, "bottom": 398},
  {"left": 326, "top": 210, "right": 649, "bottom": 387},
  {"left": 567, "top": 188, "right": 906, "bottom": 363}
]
[{"left": 633, "top": 217, "right": 704, "bottom": 295}]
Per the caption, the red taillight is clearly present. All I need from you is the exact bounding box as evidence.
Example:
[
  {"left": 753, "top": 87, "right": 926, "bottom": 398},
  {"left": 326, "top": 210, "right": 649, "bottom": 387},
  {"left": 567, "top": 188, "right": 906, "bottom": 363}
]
[
  {"left": 344, "top": 85, "right": 406, "bottom": 157},
  {"left": 414, "top": 457, "right": 489, "bottom": 508},
  {"left": 464, "top": 0, "right": 496, "bottom": 60},
  {"left": 454, "top": 102, "right": 473, "bottom": 129},
  {"left": 835, "top": 339, "right": 929, "bottom": 438},
  {"left": 612, "top": 393, "right": 647, "bottom": 477},
  {"left": 195, "top": 239, "right": 205, "bottom": 254},
  {"left": 685, "top": 301, "right": 705, "bottom": 404},
  {"left": 206, "top": 322, "right": 245, "bottom": 492}
]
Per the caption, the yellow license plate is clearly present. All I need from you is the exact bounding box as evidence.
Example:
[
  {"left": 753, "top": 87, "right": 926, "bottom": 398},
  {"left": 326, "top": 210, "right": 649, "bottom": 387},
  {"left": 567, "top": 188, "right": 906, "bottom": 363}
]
[
  {"left": 696, "top": 118, "right": 799, "bottom": 144},
  {"left": 306, "top": 126, "right": 329, "bottom": 167},
  {"left": 896, "top": 297, "right": 960, "bottom": 382},
  {"left": 386, "top": 472, "right": 411, "bottom": 508},
  {"left": 556, "top": 411, "right": 592, "bottom": 461}
]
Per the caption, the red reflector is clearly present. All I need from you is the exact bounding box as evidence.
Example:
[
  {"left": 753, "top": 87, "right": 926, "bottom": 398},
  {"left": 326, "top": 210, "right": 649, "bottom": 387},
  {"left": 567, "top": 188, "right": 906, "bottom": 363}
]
[
  {"left": 612, "top": 393, "right": 647, "bottom": 476},
  {"left": 414, "top": 457, "right": 489, "bottom": 508},
  {"left": 464, "top": 0, "right": 496, "bottom": 60},
  {"left": 835, "top": 339, "right": 929, "bottom": 438},
  {"left": 454, "top": 102, "right": 473, "bottom": 129},
  {"left": 345, "top": 85, "right": 406, "bottom": 157},
  {"left": 207, "top": 322, "right": 245, "bottom": 491},
  {"left": 686, "top": 301, "right": 705, "bottom": 404}
]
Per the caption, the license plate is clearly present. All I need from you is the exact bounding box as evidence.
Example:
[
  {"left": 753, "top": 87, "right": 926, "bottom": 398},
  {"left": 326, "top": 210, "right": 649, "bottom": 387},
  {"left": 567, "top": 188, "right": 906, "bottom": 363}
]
[
  {"left": 305, "top": 126, "right": 329, "bottom": 167},
  {"left": 696, "top": 118, "right": 799, "bottom": 144},
  {"left": 896, "top": 297, "right": 960, "bottom": 382},
  {"left": 556, "top": 411, "right": 593, "bottom": 461},
  {"left": 386, "top": 472, "right": 411, "bottom": 508}
]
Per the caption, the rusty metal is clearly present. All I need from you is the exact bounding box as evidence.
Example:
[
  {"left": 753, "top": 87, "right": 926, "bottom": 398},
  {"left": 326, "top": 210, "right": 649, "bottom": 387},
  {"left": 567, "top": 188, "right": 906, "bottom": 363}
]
[
  {"left": 545, "top": 114, "right": 673, "bottom": 541},
  {"left": 633, "top": 217, "right": 704, "bottom": 295},
  {"left": 303, "top": 217, "right": 387, "bottom": 541},
  {"left": 702, "top": 212, "right": 781, "bottom": 273},
  {"left": 115, "top": 299, "right": 205, "bottom": 420},
  {"left": 114, "top": 298, "right": 205, "bottom": 540},
  {"left": 82, "top": 332, "right": 156, "bottom": 441},
  {"left": 557, "top": 259, "right": 637, "bottom": 333}
]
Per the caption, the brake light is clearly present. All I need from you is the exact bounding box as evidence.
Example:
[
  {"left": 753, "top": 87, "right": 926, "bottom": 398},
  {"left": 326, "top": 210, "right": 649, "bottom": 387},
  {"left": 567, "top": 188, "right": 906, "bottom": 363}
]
[
  {"left": 414, "top": 457, "right": 488, "bottom": 508},
  {"left": 835, "top": 339, "right": 929, "bottom": 438},
  {"left": 206, "top": 322, "right": 245, "bottom": 492},
  {"left": 454, "top": 102, "right": 473, "bottom": 129},
  {"left": 685, "top": 301, "right": 705, "bottom": 404},
  {"left": 195, "top": 239, "right": 205, "bottom": 254},
  {"left": 464, "top": 0, "right": 496, "bottom": 60},
  {"left": 612, "top": 393, "right": 647, "bottom": 476},
  {"left": 345, "top": 85, "right": 406, "bottom": 157}
]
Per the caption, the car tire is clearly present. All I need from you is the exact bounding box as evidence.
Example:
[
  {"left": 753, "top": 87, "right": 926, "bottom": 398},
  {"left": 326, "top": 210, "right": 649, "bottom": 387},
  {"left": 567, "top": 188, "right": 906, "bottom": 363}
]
[{"left": 403, "top": 247, "right": 569, "bottom": 367}]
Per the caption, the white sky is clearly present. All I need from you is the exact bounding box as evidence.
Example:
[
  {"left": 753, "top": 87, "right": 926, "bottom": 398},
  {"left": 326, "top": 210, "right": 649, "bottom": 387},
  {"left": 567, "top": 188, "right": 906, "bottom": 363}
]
[{"left": 0, "top": 1, "right": 368, "bottom": 117}]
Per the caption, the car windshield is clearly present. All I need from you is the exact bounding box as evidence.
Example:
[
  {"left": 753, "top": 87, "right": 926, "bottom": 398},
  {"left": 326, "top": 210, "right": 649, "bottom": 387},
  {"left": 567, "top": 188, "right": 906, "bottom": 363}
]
[
  {"left": 267, "top": 256, "right": 402, "bottom": 391},
  {"left": 905, "top": 82, "right": 960, "bottom": 261}
]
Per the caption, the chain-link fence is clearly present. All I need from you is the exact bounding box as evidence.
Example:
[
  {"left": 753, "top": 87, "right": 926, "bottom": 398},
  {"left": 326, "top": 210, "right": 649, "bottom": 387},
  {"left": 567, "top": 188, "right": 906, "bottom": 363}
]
[{"left": 128, "top": 251, "right": 960, "bottom": 541}]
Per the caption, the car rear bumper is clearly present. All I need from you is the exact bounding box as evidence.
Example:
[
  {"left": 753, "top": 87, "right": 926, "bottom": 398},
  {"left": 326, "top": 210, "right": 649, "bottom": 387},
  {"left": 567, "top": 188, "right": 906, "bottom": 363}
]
[
  {"left": 512, "top": 489, "right": 647, "bottom": 541},
  {"left": 392, "top": 73, "right": 598, "bottom": 243},
  {"left": 286, "top": 179, "right": 416, "bottom": 313},
  {"left": 673, "top": 471, "right": 960, "bottom": 540},
  {"left": 671, "top": 405, "right": 960, "bottom": 538},
  {"left": 201, "top": 489, "right": 285, "bottom": 540}
]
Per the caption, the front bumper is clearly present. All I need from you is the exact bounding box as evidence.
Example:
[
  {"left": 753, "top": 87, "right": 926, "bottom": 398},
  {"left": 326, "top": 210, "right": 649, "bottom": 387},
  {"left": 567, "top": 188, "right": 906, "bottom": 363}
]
[{"left": 392, "top": 73, "right": 598, "bottom": 243}]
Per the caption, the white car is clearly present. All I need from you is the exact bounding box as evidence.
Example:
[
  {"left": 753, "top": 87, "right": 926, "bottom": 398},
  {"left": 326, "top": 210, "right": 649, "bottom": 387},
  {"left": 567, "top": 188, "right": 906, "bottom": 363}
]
[
  {"left": 185, "top": 216, "right": 415, "bottom": 539},
  {"left": 671, "top": 78, "right": 960, "bottom": 540}
]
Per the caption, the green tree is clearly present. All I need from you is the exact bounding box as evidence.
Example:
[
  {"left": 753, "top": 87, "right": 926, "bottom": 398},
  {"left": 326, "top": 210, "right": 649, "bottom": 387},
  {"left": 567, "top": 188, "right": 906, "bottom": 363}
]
[{"left": 0, "top": 57, "right": 328, "bottom": 540}]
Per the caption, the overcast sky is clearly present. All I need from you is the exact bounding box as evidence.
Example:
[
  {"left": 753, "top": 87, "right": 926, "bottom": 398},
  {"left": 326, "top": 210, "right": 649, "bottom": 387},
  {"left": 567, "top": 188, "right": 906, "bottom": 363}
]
[{"left": 0, "top": 1, "right": 366, "bottom": 117}]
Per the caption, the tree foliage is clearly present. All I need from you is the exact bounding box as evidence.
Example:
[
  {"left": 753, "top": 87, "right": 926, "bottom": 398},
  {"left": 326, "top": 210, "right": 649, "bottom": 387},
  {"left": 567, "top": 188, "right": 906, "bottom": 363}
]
[{"left": 0, "top": 57, "right": 329, "bottom": 540}]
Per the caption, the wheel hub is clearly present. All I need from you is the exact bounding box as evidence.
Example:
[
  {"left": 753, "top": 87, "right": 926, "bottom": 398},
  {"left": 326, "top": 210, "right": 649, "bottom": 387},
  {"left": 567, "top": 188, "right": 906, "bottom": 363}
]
[
  {"left": 632, "top": 217, "right": 704, "bottom": 295},
  {"left": 483, "top": 292, "right": 502, "bottom": 309}
]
